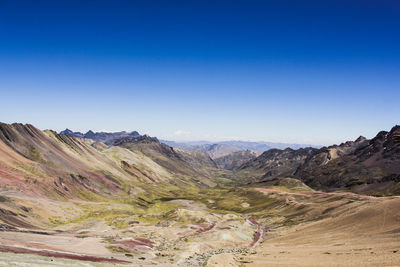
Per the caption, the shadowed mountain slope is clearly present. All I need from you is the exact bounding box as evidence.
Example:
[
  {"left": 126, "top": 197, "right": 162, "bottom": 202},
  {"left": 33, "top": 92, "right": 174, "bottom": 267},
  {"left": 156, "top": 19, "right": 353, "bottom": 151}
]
[
  {"left": 295, "top": 125, "right": 400, "bottom": 195},
  {"left": 237, "top": 126, "right": 400, "bottom": 195},
  {"left": 236, "top": 147, "right": 318, "bottom": 183}
]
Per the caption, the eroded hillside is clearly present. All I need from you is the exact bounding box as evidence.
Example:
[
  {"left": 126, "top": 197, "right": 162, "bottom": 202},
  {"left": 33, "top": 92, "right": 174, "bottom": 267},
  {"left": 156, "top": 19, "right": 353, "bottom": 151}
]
[{"left": 0, "top": 122, "right": 399, "bottom": 266}]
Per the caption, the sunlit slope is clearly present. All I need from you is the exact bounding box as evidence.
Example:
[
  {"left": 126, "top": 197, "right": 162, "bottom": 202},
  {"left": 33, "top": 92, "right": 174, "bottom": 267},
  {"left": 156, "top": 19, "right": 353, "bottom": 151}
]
[
  {"left": 0, "top": 123, "right": 213, "bottom": 201},
  {"left": 113, "top": 135, "right": 216, "bottom": 186},
  {"left": 243, "top": 193, "right": 400, "bottom": 267}
]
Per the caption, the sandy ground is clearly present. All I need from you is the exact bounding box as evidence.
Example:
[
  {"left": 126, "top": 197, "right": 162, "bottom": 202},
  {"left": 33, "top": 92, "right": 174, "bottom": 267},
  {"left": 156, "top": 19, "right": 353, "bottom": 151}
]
[{"left": 243, "top": 195, "right": 400, "bottom": 266}]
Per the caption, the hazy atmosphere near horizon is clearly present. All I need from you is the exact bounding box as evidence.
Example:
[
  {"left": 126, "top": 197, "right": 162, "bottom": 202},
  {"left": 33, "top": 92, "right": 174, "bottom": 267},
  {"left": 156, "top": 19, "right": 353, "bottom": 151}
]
[
  {"left": 1, "top": 0, "right": 399, "bottom": 145},
  {"left": 1, "top": 1, "right": 400, "bottom": 266}
]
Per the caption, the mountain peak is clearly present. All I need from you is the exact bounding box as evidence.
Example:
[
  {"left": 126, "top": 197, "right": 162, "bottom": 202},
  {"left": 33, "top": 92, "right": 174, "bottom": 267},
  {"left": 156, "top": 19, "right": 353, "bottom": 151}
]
[
  {"left": 355, "top": 136, "right": 367, "bottom": 142},
  {"left": 390, "top": 125, "right": 400, "bottom": 134},
  {"left": 60, "top": 128, "right": 74, "bottom": 134},
  {"left": 59, "top": 129, "right": 142, "bottom": 145}
]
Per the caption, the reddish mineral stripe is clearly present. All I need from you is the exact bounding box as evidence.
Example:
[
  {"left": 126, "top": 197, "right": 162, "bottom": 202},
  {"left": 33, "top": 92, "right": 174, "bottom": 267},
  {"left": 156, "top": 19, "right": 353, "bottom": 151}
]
[
  {"left": 0, "top": 245, "right": 131, "bottom": 264},
  {"left": 248, "top": 218, "right": 264, "bottom": 247},
  {"left": 249, "top": 225, "right": 261, "bottom": 247},
  {"left": 195, "top": 222, "right": 215, "bottom": 234}
]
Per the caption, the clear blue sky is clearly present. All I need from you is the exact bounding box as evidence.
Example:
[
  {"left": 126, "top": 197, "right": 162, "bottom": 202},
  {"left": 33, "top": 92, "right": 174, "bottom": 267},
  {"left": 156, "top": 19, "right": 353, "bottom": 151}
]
[{"left": 0, "top": 0, "right": 399, "bottom": 145}]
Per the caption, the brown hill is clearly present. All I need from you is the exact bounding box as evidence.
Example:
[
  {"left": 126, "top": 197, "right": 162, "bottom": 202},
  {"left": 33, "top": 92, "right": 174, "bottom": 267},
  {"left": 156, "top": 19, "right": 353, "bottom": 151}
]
[
  {"left": 236, "top": 147, "right": 318, "bottom": 182},
  {"left": 295, "top": 125, "right": 400, "bottom": 195},
  {"left": 112, "top": 135, "right": 216, "bottom": 186},
  {"left": 237, "top": 126, "right": 400, "bottom": 195},
  {"left": 0, "top": 123, "right": 214, "bottom": 203},
  {"left": 214, "top": 150, "right": 259, "bottom": 170}
]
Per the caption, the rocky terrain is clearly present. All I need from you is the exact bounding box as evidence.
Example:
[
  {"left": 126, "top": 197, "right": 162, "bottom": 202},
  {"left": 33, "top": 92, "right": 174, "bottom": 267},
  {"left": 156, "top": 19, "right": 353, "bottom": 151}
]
[
  {"left": 214, "top": 150, "right": 259, "bottom": 170},
  {"left": 295, "top": 126, "right": 400, "bottom": 195},
  {"left": 0, "top": 122, "right": 399, "bottom": 266},
  {"left": 236, "top": 147, "right": 318, "bottom": 183},
  {"left": 60, "top": 129, "right": 141, "bottom": 145},
  {"left": 237, "top": 126, "right": 400, "bottom": 195}
]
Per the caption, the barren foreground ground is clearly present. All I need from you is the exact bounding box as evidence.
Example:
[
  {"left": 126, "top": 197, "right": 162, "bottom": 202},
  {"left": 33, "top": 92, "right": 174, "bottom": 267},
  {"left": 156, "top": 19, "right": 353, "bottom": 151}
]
[{"left": 0, "top": 185, "right": 399, "bottom": 266}]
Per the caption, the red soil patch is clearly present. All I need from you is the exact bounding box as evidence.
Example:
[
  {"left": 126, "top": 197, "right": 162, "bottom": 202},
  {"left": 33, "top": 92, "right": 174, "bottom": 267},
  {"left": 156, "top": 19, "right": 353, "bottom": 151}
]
[
  {"left": 134, "top": 237, "right": 155, "bottom": 247},
  {"left": 179, "top": 223, "right": 216, "bottom": 237},
  {"left": 0, "top": 245, "right": 131, "bottom": 264},
  {"left": 195, "top": 223, "right": 215, "bottom": 234},
  {"left": 0, "top": 237, "right": 65, "bottom": 252}
]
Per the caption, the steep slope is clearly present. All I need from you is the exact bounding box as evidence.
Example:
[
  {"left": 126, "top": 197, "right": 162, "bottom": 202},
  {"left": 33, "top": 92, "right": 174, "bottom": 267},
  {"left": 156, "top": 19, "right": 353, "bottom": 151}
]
[
  {"left": 60, "top": 129, "right": 140, "bottom": 145},
  {"left": 0, "top": 123, "right": 124, "bottom": 199},
  {"left": 0, "top": 123, "right": 216, "bottom": 202},
  {"left": 0, "top": 122, "right": 221, "bottom": 233},
  {"left": 113, "top": 136, "right": 216, "bottom": 186},
  {"left": 295, "top": 126, "right": 400, "bottom": 194},
  {"left": 174, "top": 148, "right": 218, "bottom": 176},
  {"left": 236, "top": 147, "right": 318, "bottom": 182},
  {"left": 214, "top": 150, "right": 259, "bottom": 170}
]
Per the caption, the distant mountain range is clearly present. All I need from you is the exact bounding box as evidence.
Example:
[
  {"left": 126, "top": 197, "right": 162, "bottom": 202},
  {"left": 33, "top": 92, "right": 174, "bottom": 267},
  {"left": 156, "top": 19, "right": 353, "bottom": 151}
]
[
  {"left": 161, "top": 140, "right": 320, "bottom": 153},
  {"left": 161, "top": 140, "right": 320, "bottom": 161},
  {"left": 60, "top": 129, "right": 319, "bottom": 160},
  {"left": 60, "top": 129, "right": 141, "bottom": 145}
]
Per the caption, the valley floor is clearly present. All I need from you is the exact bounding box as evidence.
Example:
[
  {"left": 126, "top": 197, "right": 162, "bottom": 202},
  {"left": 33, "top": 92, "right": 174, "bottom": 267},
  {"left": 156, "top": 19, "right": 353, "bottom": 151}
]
[{"left": 0, "top": 185, "right": 399, "bottom": 266}]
